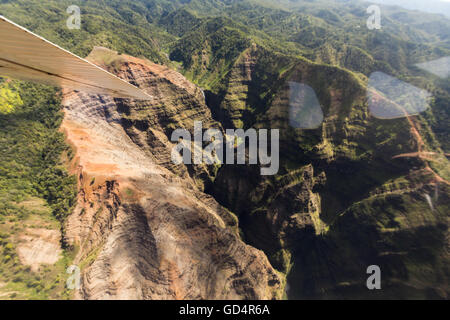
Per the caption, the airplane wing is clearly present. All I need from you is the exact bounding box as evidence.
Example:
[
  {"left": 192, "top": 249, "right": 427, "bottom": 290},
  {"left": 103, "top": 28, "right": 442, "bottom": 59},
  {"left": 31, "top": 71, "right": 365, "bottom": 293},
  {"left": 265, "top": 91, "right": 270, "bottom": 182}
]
[{"left": 0, "top": 15, "right": 152, "bottom": 100}]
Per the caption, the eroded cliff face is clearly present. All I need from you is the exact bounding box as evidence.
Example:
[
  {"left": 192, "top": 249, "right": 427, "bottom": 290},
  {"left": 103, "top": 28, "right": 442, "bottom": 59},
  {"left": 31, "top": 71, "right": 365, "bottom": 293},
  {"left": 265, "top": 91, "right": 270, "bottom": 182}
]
[
  {"left": 206, "top": 44, "right": 450, "bottom": 299},
  {"left": 61, "top": 47, "right": 283, "bottom": 300}
]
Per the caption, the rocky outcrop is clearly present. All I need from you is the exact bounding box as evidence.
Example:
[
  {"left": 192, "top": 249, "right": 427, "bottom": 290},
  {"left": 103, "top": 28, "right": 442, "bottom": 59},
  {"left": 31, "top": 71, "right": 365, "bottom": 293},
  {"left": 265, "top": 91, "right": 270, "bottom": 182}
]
[{"left": 61, "top": 47, "right": 283, "bottom": 300}]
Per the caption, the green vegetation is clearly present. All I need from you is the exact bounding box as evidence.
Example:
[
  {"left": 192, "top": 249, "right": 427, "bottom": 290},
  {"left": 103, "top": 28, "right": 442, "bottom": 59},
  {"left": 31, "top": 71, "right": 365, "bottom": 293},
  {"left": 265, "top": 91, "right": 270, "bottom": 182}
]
[
  {"left": 0, "top": 82, "right": 23, "bottom": 115},
  {"left": 0, "top": 78, "right": 77, "bottom": 299},
  {"left": 0, "top": 79, "right": 77, "bottom": 223},
  {"left": 0, "top": 208, "right": 76, "bottom": 300},
  {"left": 0, "top": 0, "right": 173, "bottom": 63}
]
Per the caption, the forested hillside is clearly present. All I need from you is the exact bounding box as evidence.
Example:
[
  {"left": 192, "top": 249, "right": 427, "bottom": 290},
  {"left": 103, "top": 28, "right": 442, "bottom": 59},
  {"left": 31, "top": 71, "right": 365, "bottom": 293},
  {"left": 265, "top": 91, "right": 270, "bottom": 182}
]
[{"left": 0, "top": 79, "right": 76, "bottom": 299}]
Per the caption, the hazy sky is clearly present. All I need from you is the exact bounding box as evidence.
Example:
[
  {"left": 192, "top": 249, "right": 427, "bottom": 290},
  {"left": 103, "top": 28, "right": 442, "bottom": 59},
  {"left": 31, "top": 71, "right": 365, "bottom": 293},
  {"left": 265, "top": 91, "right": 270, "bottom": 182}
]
[{"left": 368, "top": 0, "right": 450, "bottom": 18}]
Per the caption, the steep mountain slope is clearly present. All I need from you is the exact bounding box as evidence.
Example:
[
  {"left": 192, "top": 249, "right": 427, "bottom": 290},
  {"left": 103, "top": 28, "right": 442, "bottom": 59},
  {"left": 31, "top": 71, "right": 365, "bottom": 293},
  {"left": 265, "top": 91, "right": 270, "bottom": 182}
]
[
  {"left": 204, "top": 41, "right": 449, "bottom": 298},
  {"left": 161, "top": 0, "right": 450, "bottom": 299},
  {"left": 61, "top": 48, "right": 283, "bottom": 300}
]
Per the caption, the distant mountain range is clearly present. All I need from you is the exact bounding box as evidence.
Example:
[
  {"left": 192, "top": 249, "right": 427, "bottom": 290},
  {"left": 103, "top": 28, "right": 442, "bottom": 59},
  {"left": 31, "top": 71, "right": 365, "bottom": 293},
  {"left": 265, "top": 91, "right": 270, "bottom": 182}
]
[{"left": 368, "top": 0, "right": 450, "bottom": 18}]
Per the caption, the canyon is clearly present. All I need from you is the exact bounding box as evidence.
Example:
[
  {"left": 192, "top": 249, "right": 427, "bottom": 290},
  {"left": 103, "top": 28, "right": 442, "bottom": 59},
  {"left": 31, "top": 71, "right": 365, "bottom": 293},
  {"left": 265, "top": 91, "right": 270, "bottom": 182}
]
[
  {"left": 1, "top": 0, "right": 449, "bottom": 300},
  {"left": 61, "top": 47, "right": 283, "bottom": 300},
  {"left": 60, "top": 46, "right": 449, "bottom": 300}
]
